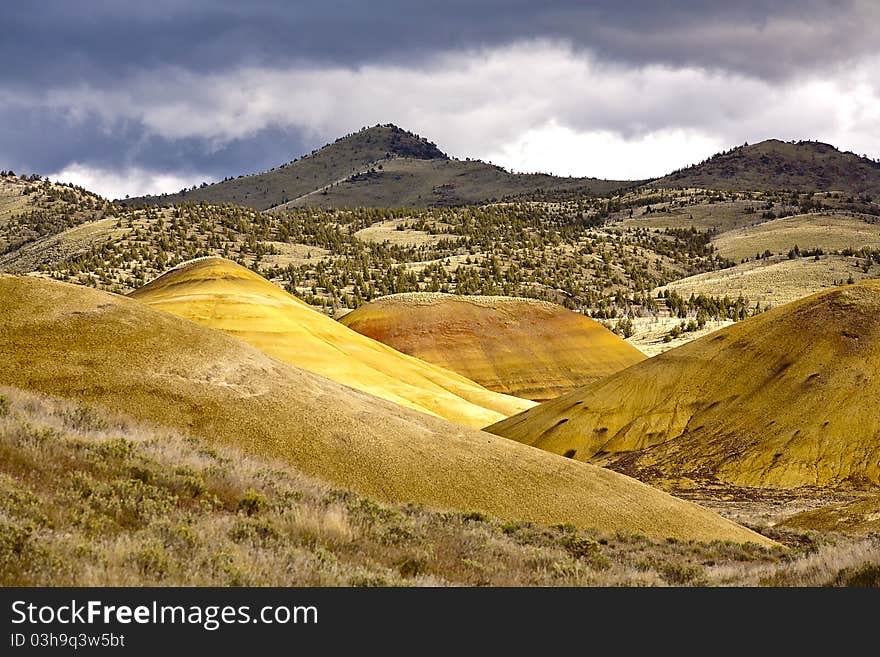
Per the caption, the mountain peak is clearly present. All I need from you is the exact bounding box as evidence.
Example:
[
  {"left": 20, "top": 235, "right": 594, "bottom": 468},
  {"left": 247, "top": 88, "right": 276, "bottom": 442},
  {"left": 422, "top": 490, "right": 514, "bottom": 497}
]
[{"left": 317, "top": 123, "right": 448, "bottom": 162}]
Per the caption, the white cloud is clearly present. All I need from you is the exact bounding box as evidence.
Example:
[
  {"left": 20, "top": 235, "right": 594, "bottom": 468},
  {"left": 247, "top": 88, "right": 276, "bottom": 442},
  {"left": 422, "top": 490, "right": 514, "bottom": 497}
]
[
  {"left": 483, "top": 122, "right": 726, "bottom": 179},
  {"left": 48, "top": 162, "right": 210, "bottom": 200},
  {"left": 20, "top": 40, "right": 880, "bottom": 194}
]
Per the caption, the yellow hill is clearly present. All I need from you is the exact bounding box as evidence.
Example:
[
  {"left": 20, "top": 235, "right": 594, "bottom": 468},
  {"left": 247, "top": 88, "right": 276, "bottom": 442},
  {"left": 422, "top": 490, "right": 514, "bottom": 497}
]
[
  {"left": 128, "top": 258, "right": 533, "bottom": 429},
  {"left": 0, "top": 274, "right": 773, "bottom": 544},
  {"left": 488, "top": 279, "right": 880, "bottom": 489},
  {"left": 340, "top": 293, "right": 646, "bottom": 401}
]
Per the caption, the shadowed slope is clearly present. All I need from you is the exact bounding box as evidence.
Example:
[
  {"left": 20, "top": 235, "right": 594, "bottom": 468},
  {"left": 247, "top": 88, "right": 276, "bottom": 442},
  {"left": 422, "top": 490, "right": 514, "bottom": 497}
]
[
  {"left": 0, "top": 274, "right": 772, "bottom": 544},
  {"left": 488, "top": 279, "right": 880, "bottom": 489},
  {"left": 340, "top": 293, "right": 646, "bottom": 400},
  {"left": 129, "top": 258, "right": 533, "bottom": 429}
]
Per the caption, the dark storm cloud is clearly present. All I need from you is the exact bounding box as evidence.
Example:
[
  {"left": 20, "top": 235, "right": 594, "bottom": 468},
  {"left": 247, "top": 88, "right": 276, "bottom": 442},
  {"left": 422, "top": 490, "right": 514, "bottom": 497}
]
[
  {"left": 2, "top": 0, "right": 874, "bottom": 87},
  {"left": 0, "top": 103, "right": 310, "bottom": 181}
]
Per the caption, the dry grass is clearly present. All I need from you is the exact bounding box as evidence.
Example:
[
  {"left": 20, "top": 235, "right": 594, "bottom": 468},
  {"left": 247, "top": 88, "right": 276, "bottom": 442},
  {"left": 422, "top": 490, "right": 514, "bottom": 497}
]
[
  {"left": 782, "top": 494, "right": 880, "bottom": 535},
  {"left": 627, "top": 317, "right": 734, "bottom": 357},
  {"left": 619, "top": 194, "right": 766, "bottom": 233},
  {"left": 353, "top": 219, "right": 454, "bottom": 247},
  {"left": 712, "top": 212, "right": 880, "bottom": 262},
  {"left": 661, "top": 254, "right": 875, "bottom": 309},
  {"left": 0, "top": 178, "right": 31, "bottom": 225},
  {"left": 708, "top": 541, "right": 880, "bottom": 587},
  {"left": 259, "top": 242, "right": 331, "bottom": 268},
  {"left": 3, "top": 386, "right": 876, "bottom": 587},
  {"left": 0, "top": 217, "right": 121, "bottom": 274}
]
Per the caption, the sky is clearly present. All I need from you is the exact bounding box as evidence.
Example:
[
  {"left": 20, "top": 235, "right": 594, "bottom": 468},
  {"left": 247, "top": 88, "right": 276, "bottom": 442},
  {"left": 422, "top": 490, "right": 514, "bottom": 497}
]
[{"left": 2, "top": 1, "right": 879, "bottom": 199}]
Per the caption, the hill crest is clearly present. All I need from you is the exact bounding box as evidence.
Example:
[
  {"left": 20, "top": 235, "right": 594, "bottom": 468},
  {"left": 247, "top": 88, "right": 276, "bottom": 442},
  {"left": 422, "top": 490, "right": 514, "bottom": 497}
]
[
  {"left": 125, "top": 124, "right": 447, "bottom": 209},
  {"left": 657, "top": 139, "right": 880, "bottom": 194}
]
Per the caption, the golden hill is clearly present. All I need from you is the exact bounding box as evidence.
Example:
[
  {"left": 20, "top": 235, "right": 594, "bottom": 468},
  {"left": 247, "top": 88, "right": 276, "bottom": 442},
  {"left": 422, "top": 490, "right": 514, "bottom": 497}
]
[
  {"left": 340, "top": 293, "right": 646, "bottom": 401},
  {"left": 488, "top": 279, "right": 880, "bottom": 489},
  {"left": 0, "top": 274, "right": 772, "bottom": 544},
  {"left": 1, "top": 385, "right": 797, "bottom": 586},
  {"left": 128, "top": 258, "right": 533, "bottom": 429}
]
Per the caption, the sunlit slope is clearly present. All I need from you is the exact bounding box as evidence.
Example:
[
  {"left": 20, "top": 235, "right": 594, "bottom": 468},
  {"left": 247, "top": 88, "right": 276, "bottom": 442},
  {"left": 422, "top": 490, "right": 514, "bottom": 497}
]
[
  {"left": 128, "top": 258, "right": 533, "bottom": 428},
  {"left": 488, "top": 279, "right": 880, "bottom": 489},
  {"left": 340, "top": 293, "right": 646, "bottom": 401},
  {"left": 0, "top": 275, "right": 773, "bottom": 544}
]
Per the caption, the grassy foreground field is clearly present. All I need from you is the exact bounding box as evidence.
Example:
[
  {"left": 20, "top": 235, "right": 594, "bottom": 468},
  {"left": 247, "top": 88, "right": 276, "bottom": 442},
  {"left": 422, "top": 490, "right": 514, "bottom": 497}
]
[{"left": 3, "top": 386, "right": 878, "bottom": 587}]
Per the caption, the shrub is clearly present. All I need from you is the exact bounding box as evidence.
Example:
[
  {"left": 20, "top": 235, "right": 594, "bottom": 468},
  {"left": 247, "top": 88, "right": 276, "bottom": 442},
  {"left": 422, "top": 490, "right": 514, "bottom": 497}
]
[
  {"left": 829, "top": 564, "right": 880, "bottom": 588},
  {"left": 397, "top": 555, "right": 428, "bottom": 578},
  {"left": 238, "top": 489, "right": 268, "bottom": 516},
  {"left": 459, "top": 510, "right": 488, "bottom": 523}
]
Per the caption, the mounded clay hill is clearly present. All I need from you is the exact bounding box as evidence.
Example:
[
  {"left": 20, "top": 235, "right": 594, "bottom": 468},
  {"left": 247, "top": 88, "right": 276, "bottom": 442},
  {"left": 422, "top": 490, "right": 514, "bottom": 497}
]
[
  {"left": 340, "top": 293, "right": 646, "bottom": 401},
  {"left": 488, "top": 279, "right": 880, "bottom": 489},
  {"left": 0, "top": 274, "right": 772, "bottom": 544},
  {"left": 128, "top": 258, "right": 533, "bottom": 429}
]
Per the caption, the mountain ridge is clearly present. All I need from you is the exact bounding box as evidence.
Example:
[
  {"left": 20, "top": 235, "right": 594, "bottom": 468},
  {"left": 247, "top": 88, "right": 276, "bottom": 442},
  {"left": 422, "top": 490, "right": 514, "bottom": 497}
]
[{"left": 123, "top": 123, "right": 632, "bottom": 209}]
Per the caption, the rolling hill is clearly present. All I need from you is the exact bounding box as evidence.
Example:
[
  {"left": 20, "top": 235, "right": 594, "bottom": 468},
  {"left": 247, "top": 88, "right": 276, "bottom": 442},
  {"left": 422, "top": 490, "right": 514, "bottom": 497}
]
[
  {"left": 125, "top": 124, "right": 630, "bottom": 209},
  {"left": 710, "top": 211, "right": 880, "bottom": 262},
  {"left": 488, "top": 279, "right": 880, "bottom": 489},
  {"left": 658, "top": 254, "right": 877, "bottom": 315},
  {"left": 657, "top": 140, "right": 880, "bottom": 194},
  {"left": 0, "top": 273, "right": 772, "bottom": 544},
  {"left": 126, "top": 125, "right": 447, "bottom": 210},
  {"left": 0, "top": 172, "right": 114, "bottom": 256},
  {"left": 339, "top": 292, "right": 646, "bottom": 400},
  {"left": 129, "top": 257, "right": 534, "bottom": 428},
  {"left": 273, "top": 157, "right": 628, "bottom": 209}
]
